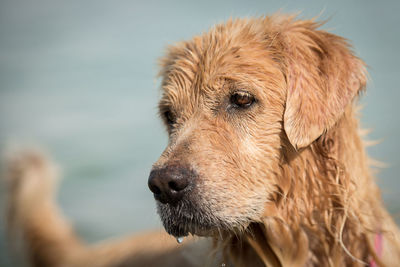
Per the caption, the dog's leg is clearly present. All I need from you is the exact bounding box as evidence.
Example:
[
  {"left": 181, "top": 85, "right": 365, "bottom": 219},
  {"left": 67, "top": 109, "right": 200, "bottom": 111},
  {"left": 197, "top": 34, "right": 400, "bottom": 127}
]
[
  {"left": 3, "top": 148, "right": 85, "bottom": 267},
  {"left": 3, "top": 149, "right": 210, "bottom": 267}
]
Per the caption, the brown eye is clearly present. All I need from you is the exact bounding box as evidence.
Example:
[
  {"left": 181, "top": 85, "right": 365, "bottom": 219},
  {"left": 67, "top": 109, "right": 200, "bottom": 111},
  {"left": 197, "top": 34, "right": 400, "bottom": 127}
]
[
  {"left": 230, "top": 91, "right": 255, "bottom": 108},
  {"left": 164, "top": 111, "right": 175, "bottom": 125}
]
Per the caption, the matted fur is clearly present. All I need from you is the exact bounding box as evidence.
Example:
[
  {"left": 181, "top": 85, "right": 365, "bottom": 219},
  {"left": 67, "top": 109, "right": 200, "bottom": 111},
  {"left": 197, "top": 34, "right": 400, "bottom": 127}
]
[{"left": 3, "top": 14, "right": 400, "bottom": 267}]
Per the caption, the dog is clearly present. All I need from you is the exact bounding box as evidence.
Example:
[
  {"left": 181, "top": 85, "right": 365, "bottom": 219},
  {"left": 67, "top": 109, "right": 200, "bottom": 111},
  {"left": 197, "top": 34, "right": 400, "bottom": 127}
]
[{"left": 3, "top": 14, "right": 400, "bottom": 267}]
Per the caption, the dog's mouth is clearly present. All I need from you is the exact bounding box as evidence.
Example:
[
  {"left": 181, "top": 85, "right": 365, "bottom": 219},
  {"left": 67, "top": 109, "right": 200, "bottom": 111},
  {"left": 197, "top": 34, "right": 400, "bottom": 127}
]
[
  {"left": 150, "top": 168, "right": 256, "bottom": 238},
  {"left": 156, "top": 198, "right": 223, "bottom": 238}
]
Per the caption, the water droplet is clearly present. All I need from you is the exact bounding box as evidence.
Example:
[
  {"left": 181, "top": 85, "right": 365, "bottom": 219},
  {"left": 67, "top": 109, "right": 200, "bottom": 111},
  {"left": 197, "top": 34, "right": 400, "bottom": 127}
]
[{"left": 176, "top": 236, "right": 184, "bottom": 244}]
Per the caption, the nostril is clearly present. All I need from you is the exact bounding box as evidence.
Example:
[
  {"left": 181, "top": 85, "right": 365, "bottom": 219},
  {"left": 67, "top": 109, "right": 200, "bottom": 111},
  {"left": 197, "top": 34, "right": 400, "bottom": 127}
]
[
  {"left": 168, "top": 177, "right": 189, "bottom": 191},
  {"left": 148, "top": 170, "right": 163, "bottom": 195},
  {"left": 149, "top": 183, "right": 161, "bottom": 195},
  {"left": 168, "top": 181, "right": 183, "bottom": 191},
  {"left": 168, "top": 181, "right": 178, "bottom": 191}
]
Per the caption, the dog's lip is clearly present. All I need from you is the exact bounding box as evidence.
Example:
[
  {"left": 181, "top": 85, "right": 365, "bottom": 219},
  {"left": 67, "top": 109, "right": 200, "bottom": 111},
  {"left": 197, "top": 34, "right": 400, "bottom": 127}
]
[
  {"left": 165, "top": 224, "right": 190, "bottom": 237},
  {"left": 167, "top": 224, "right": 217, "bottom": 238},
  {"left": 189, "top": 228, "right": 218, "bottom": 237},
  {"left": 154, "top": 192, "right": 182, "bottom": 206},
  {"left": 156, "top": 194, "right": 222, "bottom": 238},
  {"left": 159, "top": 206, "right": 219, "bottom": 237}
]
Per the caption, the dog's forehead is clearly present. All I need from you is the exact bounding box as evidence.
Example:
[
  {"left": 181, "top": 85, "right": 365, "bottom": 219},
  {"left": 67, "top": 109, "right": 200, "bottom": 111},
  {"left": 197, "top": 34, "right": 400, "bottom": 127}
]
[{"left": 159, "top": 20, "right": 281, "bottom": 107}]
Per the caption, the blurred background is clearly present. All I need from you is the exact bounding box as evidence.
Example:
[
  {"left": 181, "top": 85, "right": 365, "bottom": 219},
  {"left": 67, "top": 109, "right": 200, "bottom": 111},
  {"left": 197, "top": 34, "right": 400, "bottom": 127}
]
[{"left": 0, "top": 0, "right": 399, "bottom": 266}]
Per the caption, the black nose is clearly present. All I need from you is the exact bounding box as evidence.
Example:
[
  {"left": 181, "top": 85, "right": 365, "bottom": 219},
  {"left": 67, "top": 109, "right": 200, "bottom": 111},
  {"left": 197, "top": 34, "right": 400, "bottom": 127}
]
[{"left": 148, "top": 166, "right": 194, "bottom": 205}]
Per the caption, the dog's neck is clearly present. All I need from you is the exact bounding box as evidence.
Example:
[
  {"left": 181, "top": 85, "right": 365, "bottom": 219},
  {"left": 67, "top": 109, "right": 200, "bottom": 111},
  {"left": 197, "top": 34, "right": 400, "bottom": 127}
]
[{"left": 221, "top": 106, "right": 386, "bottom": 266}]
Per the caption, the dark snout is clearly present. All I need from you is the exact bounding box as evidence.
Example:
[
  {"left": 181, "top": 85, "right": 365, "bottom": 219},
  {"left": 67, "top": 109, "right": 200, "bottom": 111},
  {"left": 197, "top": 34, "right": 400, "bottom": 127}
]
[{"left": 148, "top": 165, "right": 196, "bottom": 205}]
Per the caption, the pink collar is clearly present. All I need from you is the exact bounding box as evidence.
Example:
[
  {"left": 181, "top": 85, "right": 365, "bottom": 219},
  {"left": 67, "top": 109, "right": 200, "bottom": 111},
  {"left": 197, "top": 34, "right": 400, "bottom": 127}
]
[{"left": 370, "top": 233, "right": 383, "bottom": 267}]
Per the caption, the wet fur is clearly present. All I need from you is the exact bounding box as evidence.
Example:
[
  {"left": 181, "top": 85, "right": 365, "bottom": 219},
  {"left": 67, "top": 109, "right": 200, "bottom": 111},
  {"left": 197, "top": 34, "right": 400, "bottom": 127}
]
[{"left": 3, "top": 14, "right": 400, "bottom": 266}]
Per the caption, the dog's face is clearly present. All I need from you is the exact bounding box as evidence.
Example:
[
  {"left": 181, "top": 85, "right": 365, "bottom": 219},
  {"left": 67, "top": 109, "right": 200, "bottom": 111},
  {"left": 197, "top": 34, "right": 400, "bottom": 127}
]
[{"left": 148, "top": 17, "right": 366, "bottom": 238}]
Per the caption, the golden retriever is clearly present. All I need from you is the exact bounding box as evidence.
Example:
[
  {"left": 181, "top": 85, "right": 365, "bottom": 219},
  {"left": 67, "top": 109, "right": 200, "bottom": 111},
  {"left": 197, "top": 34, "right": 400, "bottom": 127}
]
[{"left": 4, "top": 14, "right": 400, "bottom": 267}]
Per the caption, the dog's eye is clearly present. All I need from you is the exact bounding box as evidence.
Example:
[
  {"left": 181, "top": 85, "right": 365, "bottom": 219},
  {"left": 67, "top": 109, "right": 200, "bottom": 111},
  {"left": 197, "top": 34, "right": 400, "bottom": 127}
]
[
  {"left": 164, "top": 111, "right": 175, "bottom": 125},
  {"left": 230, "top": 91, "right": 255, "bottom": 108}
]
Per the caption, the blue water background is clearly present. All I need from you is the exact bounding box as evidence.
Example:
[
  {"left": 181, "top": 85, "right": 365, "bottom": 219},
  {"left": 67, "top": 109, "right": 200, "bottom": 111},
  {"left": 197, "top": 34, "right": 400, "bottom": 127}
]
[{"left": 1, "top": 1, "right": 399, "bottom": 266}]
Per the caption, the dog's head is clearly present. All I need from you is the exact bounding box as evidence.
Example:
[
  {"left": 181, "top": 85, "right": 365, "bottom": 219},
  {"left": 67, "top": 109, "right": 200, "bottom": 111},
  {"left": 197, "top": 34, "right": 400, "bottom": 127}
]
[{"left": 148, "top": 15, "right": 366, "bottom": 238}]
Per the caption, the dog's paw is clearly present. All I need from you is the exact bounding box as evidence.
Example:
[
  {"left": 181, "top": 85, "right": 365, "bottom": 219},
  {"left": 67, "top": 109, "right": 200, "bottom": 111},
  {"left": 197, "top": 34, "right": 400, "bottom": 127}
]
[{"left": 2, "top": 147, "right": 59, "bottom": 204}]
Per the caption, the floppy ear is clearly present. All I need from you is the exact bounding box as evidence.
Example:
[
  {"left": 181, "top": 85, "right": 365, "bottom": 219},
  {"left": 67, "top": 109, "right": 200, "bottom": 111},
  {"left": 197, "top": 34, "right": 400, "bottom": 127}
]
[{"left": 281, "top": 21, "right": 367, "bottom": 149}]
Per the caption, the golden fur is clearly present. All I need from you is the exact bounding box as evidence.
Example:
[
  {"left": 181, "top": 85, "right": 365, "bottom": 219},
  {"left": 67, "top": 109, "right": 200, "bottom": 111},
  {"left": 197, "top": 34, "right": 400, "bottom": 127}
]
[{"left": 3, "top": 14, "right": 400, "bottom": 266}]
